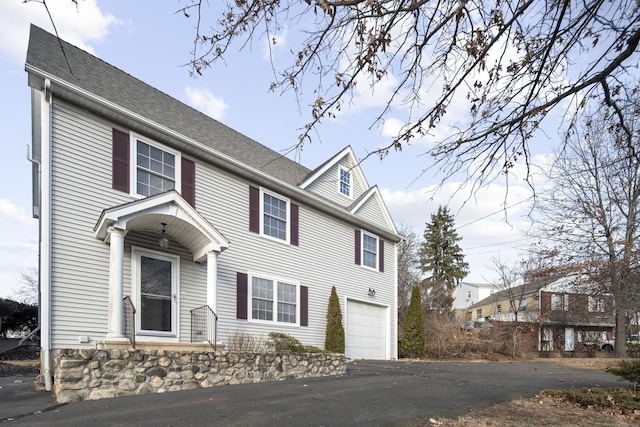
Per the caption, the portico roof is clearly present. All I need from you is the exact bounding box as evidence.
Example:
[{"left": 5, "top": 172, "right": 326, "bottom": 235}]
[{"left": 94, "top": 190, "right": 229, "bottom": 262}]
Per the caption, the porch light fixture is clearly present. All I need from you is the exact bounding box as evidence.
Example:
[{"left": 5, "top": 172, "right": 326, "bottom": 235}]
[
  {"left": 368, "top": 288, "right": 376, "bottom": 297},
  {"left": 159, "top": 223, "right": 170, "bottom": 249}
]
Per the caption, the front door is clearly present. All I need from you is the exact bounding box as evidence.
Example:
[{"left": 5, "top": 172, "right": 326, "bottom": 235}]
[
  {"left": 133, "top": 247, "right": 179, "bottom": 336},
  {"left": 565, "top": 327, "right": 574, "bottom": 351}
]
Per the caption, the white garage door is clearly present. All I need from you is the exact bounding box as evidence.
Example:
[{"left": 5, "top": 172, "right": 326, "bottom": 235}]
[{"left": 346, "top": 300, "right": 387, "bottom": 359}]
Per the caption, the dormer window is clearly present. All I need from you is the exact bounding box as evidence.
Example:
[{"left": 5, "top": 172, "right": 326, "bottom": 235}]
[{"left": 339, "top": 167, "right": 351, "bottom": 197}]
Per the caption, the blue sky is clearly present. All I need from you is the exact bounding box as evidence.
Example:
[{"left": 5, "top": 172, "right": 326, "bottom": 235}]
[{"left": 0, "top": 0, "right": 547, "bottom": 298}]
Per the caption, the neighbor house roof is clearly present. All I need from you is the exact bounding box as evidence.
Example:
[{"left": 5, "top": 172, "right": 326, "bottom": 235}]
[
  {"left": 25, "top": 25, "right": 310, "bottom": 186},
  {"left": 468, "top": 277, "right": 556, "bottom": 309}
]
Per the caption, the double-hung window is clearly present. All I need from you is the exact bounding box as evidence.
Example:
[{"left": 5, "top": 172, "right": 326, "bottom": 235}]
[
  {"left": 249, "top": 186, "right": 299, "bottom": 246},
  {"left": 113, "top": 129, "right": 196, "bottom": 205},
  {"left": 518, "top": 298, "right": 527, "bottom": 312},
  {"left": 588, "top": 296, "right": 604, "bottom": 312},
  {"left": 250, "top": 275, "right": 298, "bottom": 325},
  {"left": 135, "top": 139, "right": 178, "bottom": 197},
  {"left": 551, "top": 294, "right": 568, "bottom": 311},
  {"left": 263, "top": 192, "right": 288, "bottom": 241},
  {"left": 339, "top": 167, "right": 351, "bottom": 197},
  {"left": 362, "top": 232, "right": 378, "bottom": 269}
]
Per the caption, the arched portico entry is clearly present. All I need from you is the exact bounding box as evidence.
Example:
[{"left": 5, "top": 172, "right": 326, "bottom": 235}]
[{"left": 94, "top": 191, "right": 229, "bottom": 341}]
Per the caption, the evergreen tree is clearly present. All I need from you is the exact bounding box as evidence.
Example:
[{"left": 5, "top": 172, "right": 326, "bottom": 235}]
[
  {"left": 419, "top": 206, "right": 469, "bottom": 311},
  {"left": 325, "top": 286, "right": 345, "bottom": 353},
  {"left": 401, "top": 285, "right": 425, "bottom": 358}
]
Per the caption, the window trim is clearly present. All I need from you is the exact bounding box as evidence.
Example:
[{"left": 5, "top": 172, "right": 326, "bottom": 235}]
[
  {"left": 551, "top": 293, "right": 569, "bottom": 311},
  {"left": 131, "top": 246, "right": 180, "bottom": 339},
  {"left": 259, "top": 187, "right": 291, "bottom": 244},
  {"left": 130, "top": 133, "right": 182, "bottom": 199},
  {"left": 518, "top": 298, "right": 527, "bottom": 312},
  {"left": 361, "top": 231, "right": 379, "bottom": 271},
  {"left": 247, "top": 272, "right": 300, "bottom": 327},
  {"left": 588, "top": 295, "right": 604, "bottom": 312},
  {"left": 338, "top": 166, "right": 352, "bottom": 198}
]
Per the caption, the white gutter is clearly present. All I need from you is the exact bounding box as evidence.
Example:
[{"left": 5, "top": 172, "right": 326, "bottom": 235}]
[
  {"left": 39, "top": 78, "right": 53, "bottom": 391},
  {"left": 24, "top": 64, "right": 401, "bottom": 243}
]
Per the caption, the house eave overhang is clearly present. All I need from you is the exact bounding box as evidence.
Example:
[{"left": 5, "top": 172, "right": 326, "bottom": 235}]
[
  {"left": 25, "top": 64, "right": 402, "bottom": 243},
  {"left": 94, "top": 190, "right": 229, "bottom": 262}
]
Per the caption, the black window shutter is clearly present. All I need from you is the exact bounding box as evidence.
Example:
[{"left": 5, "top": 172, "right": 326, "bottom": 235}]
[
  {"left": 181, "top": 157, "right": 196, "bottom": 206},
  {"left": 354, "top": 229, "right": 361, "bottom": 265},
  {"left": 300, "top": 285, "right": 308, "bottom": 327},
  {"left": 379, "top": 239, "right": 385, "bottom": 272},
  {"left": 112, "top": 128, "right": 129, "bottom": 192},
  {"left": 236, "top": 272, "right": 248, "bottom": 320},
  {"left": 291, "top": 203, "right": 299, "bottom": 246},
  {"left": 249, "top": 186, "right": 260, "bottom": 233}
]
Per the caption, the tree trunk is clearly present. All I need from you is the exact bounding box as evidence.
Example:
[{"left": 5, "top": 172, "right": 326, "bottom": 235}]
[{"left": 614, "top": 309, "right": 627, "bottom": 357}]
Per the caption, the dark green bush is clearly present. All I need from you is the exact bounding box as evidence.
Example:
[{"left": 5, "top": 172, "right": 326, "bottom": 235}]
[
  {"left": 607, "top": 360, "right": 640, "bottom": 384},
  {"left": 543, "top": 387, "right": 640, "bottom": 411},
  {"left": 267, "top": 332, "right": 328, "bottom": 353},
  {"left": 325, "top": 286, "right": 345, "bottom": 353},
  {"left": 401, "top": 285, "right": 425, "bottom": 358},
  {"left": 268, "top": 332, "right": 304, "bottom": 353}
]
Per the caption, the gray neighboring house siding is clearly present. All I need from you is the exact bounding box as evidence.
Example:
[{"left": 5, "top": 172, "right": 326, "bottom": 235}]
[{"left": 26, "top": 25, "right": 400, "bottom": 362}]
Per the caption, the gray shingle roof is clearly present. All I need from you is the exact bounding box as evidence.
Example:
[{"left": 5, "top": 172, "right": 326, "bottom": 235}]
[{"left": 26, "top": 25, "right": 311, "bottom": 186}]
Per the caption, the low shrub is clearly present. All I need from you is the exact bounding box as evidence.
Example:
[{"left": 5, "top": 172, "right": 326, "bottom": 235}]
[
  {"left": 543, "top": 387, "right": 640, "bottom": 411},
  {"left": 268, "top": 332, "right": 329, "bottom": 354},
  {"left": 607, "top": 360, "right": 640, "bottom": 386}
]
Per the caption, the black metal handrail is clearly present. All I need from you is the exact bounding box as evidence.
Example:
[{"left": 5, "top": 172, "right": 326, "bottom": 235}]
[
  {"left": 123, "top": 295, "right": 136, "bottom": 348},
  {"left": 191, "top": 305, "right": 217, "bottom": 349}
]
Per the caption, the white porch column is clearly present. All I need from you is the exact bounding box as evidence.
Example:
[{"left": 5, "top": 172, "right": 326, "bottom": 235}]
[
  {"left": 107, "top": 226, "right": 127, "bottom": 338},
  {"left": 206, "top": 251, "right": 219, "bottom": 314}
]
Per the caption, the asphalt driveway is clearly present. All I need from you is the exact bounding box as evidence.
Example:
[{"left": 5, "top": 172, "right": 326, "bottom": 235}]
[{"left": 1, "top": 359, "right": 626, "bottom": 426}]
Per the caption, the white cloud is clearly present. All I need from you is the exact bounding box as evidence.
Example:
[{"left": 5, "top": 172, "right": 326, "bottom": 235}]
[
  {"left": 0, "top": 0, "right": 118, "bottom": 64},
  {"left": 184, "top": 86, "right": 230, "bottom": 120},
  {"left": 381, "top": 178, "right": 535, "bottom": 283},
  {"left": 263, "top": 26, "right": 288, "bottom": 60},
  {"left": 0, "top": 199, "right": 34, "bottom": 226}
]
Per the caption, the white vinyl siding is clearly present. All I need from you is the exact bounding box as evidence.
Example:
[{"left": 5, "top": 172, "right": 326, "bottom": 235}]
[
  {"left": 46, "top": 99, "right": 397, "bottom": 358},
  {"left": 352, "top": 193, "right": 389, "bottom": 230},
  {"left": 305, "top": 161, "right": 364, "bottom": 206}
]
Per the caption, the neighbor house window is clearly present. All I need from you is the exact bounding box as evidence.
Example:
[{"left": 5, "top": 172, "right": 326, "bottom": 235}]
[
  {"left": 339, "top": 167, "right": 351, "bottom": 197},
  {"left": 362, "top": 232, "right": 378, "bottom": 269},
  {"left": 135, "top": 139, "right": 178, "bottom": 197},
  {"left": 476, "top": 309, "right": 482, "bottom": 318},
  {"left": 518, "top": 298, "right": 527, "bottom": 312},
  {"left": 588, "top": 296, "right": 604, "bottom": 312},
  {"left": 250, "top": 275, "right": 298, "bottom": 325},
  {"left": 551, "top": 294, "right": 568, "bottom": 311},
  {"left": 496, "top": 304, "right": 502, "bottom": 313}
]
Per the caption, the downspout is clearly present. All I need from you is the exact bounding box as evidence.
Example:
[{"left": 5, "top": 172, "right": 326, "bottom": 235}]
[
  {"left": 22, "top": 147, "right": 41, "bottom": 348},
  {"left": 39, "top": 78, "right": 53, "bottom": 391}
]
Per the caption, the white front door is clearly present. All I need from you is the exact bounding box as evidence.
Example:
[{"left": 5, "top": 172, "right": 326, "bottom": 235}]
[
  {"left": 565, "top": 327, "right": 574, "bottom": 351},
  {"left": 133, "top": 247, "right": 179, "bottom": 337}
]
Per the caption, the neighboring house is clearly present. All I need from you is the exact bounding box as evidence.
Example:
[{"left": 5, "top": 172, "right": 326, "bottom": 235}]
[
  {"left": 467, "top": 279, "right": 546, "bottom": 323},
  {"left": 538, "top": 276, "right": 614, "bottom": 352},
  {"left": 454, "top": 282, "right": 498, "bottom": 309},
  {"left": 26, "top": 25, "right": 401, "bottom": 392},
  {"left": 468, "top": 275, "right": 614, "bottom": 352}
]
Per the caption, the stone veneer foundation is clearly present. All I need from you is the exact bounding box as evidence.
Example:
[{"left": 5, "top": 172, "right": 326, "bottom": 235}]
[{"left": 51, "top": 349, "right": 347, "bottom": 403}]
